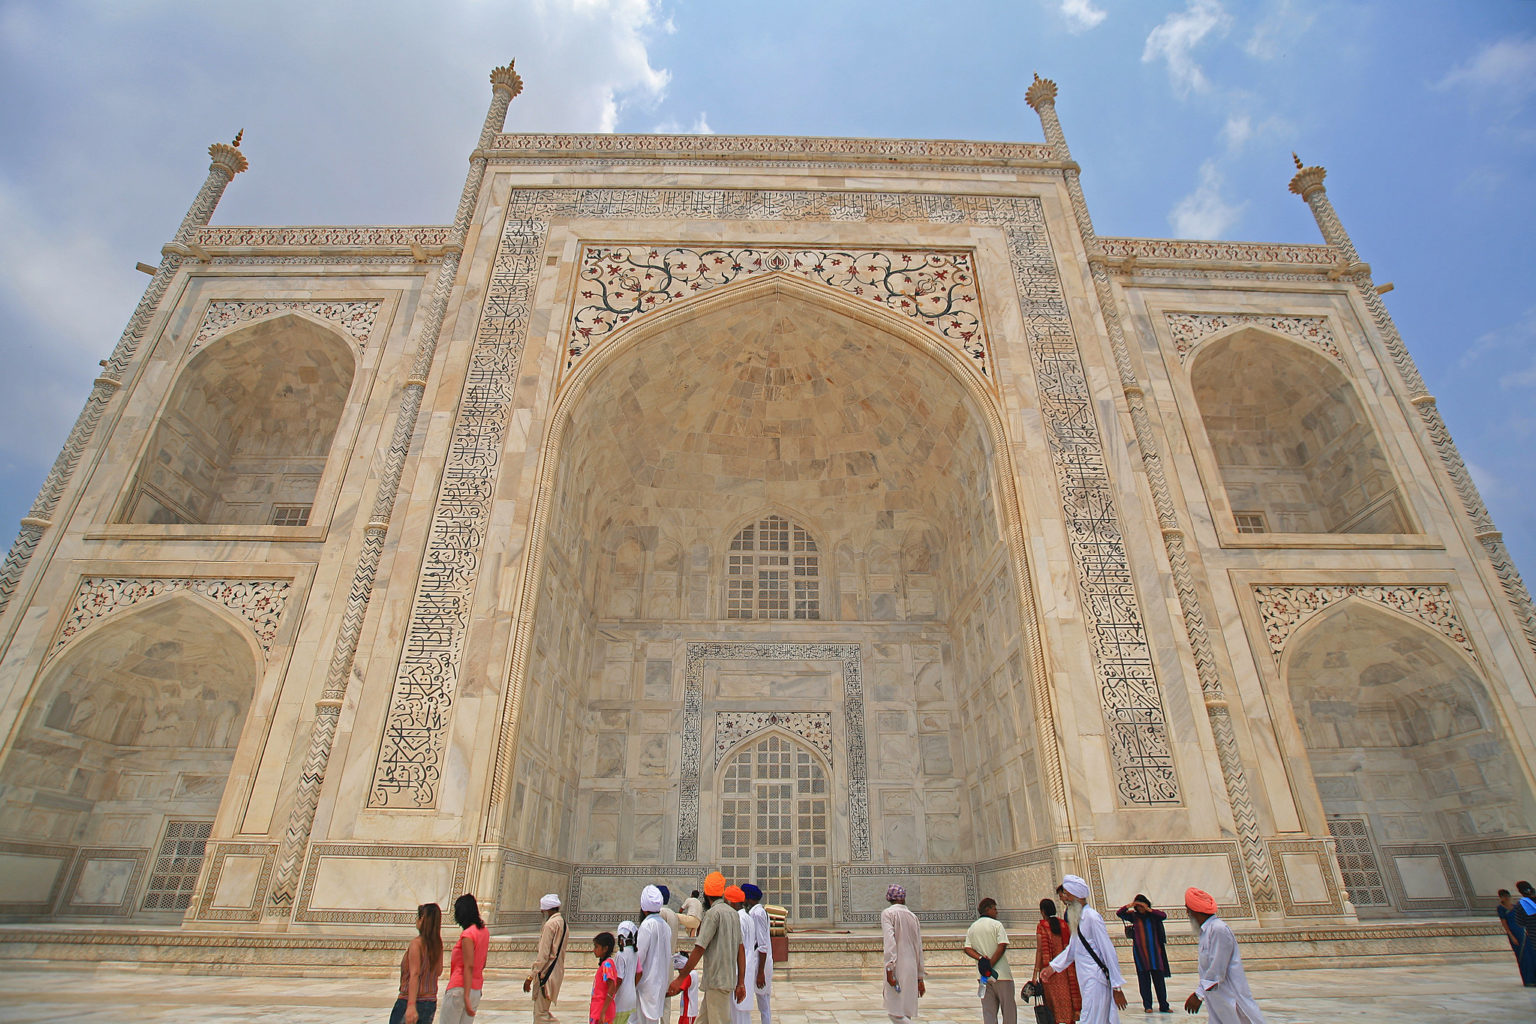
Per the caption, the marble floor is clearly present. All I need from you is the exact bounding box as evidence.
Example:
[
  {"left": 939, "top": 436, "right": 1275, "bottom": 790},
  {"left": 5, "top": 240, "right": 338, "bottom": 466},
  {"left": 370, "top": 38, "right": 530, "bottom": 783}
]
[{"left": 0, "top": 959, "right": 1531, "bottom": 1024}]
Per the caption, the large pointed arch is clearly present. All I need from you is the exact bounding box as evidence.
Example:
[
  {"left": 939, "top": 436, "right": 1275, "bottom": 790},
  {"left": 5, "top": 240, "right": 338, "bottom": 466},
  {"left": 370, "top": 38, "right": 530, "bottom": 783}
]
[{"left": 484, "top": 272, "right": 1067, "bottom": 923}]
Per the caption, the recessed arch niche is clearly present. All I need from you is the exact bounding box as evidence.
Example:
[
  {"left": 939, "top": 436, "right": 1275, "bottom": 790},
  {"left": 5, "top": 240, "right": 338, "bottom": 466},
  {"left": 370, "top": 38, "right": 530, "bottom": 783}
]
[
  {"left": 503, "top": 276, "right": 1045, "bottom": 926},
  {"left": 1283, "top": 600, "right": 1535, "bottom": 915},
  {"left": 0, "top": 594, "right": 263, "bottom": 918},
  {"left": 122, "top": 313, "right": 355, "bottom": 526},
  {"left": 1190, "top": 328, "right": 1407, "bottom": 535}
]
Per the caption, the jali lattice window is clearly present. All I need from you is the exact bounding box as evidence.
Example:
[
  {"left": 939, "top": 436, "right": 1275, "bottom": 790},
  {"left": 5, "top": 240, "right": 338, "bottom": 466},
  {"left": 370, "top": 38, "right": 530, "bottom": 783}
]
[
  {"left": 721, "top": 733, "right": 830, "bottom": 922},
  {"left": 142, "top": 819, "right": 213, "bottom": 912},
  {"left": 1327, "top": 816, "right": 1389, "bottom": 907},
  {"left": 726, "top": 515, "right": 819, "bottom": 619}
]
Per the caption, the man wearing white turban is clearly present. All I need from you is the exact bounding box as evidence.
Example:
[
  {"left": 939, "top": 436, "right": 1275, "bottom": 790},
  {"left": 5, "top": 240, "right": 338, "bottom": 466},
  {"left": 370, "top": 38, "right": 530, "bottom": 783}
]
[
  {"left": 1040, "top": 876, "right": 1126, "bottom": 1024},
  {"left": 637, "top": 886, "right": 673, "bottom": 1024},
  {"left": 524, "top": 893, "right": 567, "bottom": 1023}
]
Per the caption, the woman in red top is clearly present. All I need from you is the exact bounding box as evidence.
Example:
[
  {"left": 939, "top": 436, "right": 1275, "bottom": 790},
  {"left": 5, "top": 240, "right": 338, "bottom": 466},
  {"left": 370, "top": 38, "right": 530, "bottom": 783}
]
[
  {"left": 442, "top": 893, "right": 490, "bottom": 1024},
  {"left": 1031, "top": 898, "right": 1081, "bottom": 1024},
  {"left": 589, "top": 931, "right": 620, "bottom": 1024},
  {"left": 391, "top": 902, "right": 443, "bottom": 1024}
]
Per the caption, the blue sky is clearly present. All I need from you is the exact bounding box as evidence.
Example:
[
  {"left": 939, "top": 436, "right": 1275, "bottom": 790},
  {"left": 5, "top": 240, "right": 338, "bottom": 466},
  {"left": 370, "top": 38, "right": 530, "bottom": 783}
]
[{"left": 0, "top": 1, "right": 1533, "bottom": 580}]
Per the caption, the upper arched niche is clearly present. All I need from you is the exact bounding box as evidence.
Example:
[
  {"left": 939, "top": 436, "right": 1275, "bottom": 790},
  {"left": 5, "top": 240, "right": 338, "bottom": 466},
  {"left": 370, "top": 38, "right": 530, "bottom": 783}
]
[
  {"left": 121, "top": 314, "right": 355, "bottom": 526},
  {"left": 1190, "top": 329, "right": 1408, "bottom": 535}
]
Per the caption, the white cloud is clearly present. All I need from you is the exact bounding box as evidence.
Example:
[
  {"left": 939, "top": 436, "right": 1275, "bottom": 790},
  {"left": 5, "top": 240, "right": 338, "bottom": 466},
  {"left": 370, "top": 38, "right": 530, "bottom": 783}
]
[
  {"left": 1244, "top": 0, "right": 1315, "bottom": 60},
  {"left": 1438, "top": 35, "right": 1536, "bottom": 103},
  {"left": 1059, "top": 0, "right": 1107, "bottom": 32},
  {"left": 653, "top": 113, "right": 714, "bottom": 134},
  {"left": 1169, "top": 160, "right": 1245, "bottom": 238},
  {"left": 1142, "top": 0, "right": 1231, "bottom": 96},
  {"left": 1219, "top": 109, "right": 1293, "bottom": 154},
  {"left": 1221, "top": 114, "right": 1252, "bottom": 151}
]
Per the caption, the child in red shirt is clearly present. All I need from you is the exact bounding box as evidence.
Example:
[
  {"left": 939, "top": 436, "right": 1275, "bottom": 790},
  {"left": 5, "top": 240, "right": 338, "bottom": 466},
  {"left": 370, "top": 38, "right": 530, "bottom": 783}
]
[{"left": 590, "top": 932, "right": 620, "bottom": 1024}]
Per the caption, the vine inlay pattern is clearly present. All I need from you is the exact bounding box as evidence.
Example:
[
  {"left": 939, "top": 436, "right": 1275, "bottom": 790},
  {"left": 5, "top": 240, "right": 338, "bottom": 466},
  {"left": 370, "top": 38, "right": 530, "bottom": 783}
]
[
  {"left": 194, "top": 300, "right": 380, "bottom": 349},
  {"left": 367, "top": 187, "right": 1175, "bottom": 808},
  {"left": 55, "top": 577, "right": 291, "bottom": 656},
  {"left": 714, "top": 711, "right": 832, "bottom": 765},
  {"left": 1164, "top": 313, "right": 1338, "bottom": 364},
  {"left": 568, "top": 246, "right": 989, "bottom": 382},
  {"left": 1254, "top": 584, "right": 1475, "bottom": 664}
]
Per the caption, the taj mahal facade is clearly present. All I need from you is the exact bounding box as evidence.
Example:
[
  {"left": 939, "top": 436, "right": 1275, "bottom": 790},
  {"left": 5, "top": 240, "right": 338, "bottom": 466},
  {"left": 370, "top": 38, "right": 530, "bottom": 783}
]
[{"left": 0, "top": 63, "right": 1532, "bottom": 953}]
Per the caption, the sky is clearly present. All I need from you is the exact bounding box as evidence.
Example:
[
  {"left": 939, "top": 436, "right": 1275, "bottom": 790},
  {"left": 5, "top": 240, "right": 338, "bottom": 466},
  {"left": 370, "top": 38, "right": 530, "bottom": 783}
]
[{"left": 0, "top": 0, "right": 1533, "bottom": 582}]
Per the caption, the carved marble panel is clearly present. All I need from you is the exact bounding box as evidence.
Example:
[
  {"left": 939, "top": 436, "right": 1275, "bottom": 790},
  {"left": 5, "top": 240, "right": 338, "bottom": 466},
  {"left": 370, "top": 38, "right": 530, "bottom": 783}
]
[
  {"left": 53, "top": 577, "right": 291, "bottom": 657},
  {"left": 567, "top": 245, "right": 989, "bottom": 382},
  {"left": 1253, "top": 584, "right": 1475, "bottom": 665},
  {"left": 1165, "top": 312, "right": 1338, "bottom": 364}
]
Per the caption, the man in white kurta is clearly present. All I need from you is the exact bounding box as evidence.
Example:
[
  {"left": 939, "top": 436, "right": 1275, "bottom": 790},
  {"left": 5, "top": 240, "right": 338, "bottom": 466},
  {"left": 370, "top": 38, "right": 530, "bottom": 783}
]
[
  {"left": 1041, "top": 875, "right": 1127, "bottom": 1024},
  {"left": 1182, "top": 888, "right": 1266, "bottom": 1024},
  {"left": 880, "top": 884, "right": 925, "bottom": 1024},
  {"left": 728, "top": 886, "right": 754, "bottom": 1024},
  {"left": 636, "top": 886, "right": 674, "bottom": 1024},
  {"left": 742, "top": 884, "right": 772, "bottom": 1024}
]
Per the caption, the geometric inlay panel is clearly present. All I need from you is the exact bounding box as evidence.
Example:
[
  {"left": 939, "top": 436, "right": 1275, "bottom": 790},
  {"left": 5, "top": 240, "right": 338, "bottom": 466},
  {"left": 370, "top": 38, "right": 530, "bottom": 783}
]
[
  {"left": 54, "top": 576, "right": 292, "bottom": 657},
  {"left": 1253, "top": 583, "right": 1475, "bottom": 665},
  {"left": 1164, "top": 312, "right": 1338, "bottom": 364},
  {"left": 193, "top": 300, "right": 381, "bottom": 349},
  {"left": 567, "top": 245, "right": 989, "bottom": 383}
]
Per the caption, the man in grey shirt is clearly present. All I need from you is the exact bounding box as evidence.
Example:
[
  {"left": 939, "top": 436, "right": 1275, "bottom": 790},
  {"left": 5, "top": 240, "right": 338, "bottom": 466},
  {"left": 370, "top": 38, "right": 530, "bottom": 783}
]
[{"left": 670, "top": 871, "right": 744, "bottom": 1024}]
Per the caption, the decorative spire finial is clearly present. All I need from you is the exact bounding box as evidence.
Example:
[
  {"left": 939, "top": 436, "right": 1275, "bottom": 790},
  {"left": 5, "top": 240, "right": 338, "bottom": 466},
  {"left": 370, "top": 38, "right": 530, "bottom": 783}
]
[
  {"left": 232, "top": 129, "right": 243, "bottom": 148},
  {"left": 1025, "top": 73, "right": 1058, "bottom": 111},
  {"left": 1292, "top": 151, "right": 1302, "bottom": 170},
  {"left": 1288, "top": 153, "right": 1326, "bottom": 198},
  {"left": 490, "top": 60, "right": 524, "bottom": 99}
]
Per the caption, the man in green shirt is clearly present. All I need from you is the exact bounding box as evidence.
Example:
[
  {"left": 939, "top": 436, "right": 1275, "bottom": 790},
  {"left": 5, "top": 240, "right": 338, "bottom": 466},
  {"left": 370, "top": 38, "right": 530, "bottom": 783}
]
[
  {"left": 670, "top": 870, "right": 744, "bottom": 1024},
  {"left": 964, "top": 898, "right": 1014, "bottom": 1024}
]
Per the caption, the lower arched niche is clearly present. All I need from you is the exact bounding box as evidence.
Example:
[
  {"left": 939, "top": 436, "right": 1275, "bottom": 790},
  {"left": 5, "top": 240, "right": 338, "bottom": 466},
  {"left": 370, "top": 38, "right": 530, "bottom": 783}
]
[
  {"left": 1285, "top": 600, "right": 1536, "bottom": 915},
  {"left": 504, "top": 281, "right": 1043, "bottom": 927},
  {"left": 0, "top": 596, "right": 262, "bottom": 919}
]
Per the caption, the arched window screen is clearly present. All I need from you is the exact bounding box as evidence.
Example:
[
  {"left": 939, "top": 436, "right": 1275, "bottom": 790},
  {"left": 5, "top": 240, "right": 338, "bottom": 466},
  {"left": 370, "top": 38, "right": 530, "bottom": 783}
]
[
  {"left": 720, "top": 733, "right": 830, "bottom": 921},
  {"left": 726, "top": 515, "right": 820, "bottom": 619}
]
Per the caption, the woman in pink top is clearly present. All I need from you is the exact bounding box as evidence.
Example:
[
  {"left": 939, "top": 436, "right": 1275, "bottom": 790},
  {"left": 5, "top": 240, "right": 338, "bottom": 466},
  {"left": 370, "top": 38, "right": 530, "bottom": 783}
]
[{"left": 442, "top": 893, "right": 490, "bottom": 1024}]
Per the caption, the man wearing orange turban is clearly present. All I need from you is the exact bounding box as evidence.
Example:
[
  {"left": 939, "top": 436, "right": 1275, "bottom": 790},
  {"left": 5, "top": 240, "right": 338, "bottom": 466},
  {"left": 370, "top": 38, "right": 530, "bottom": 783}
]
[
  {"left": 671, "top": 871, "right": 745, "bottom": 1024},
  {"left": 1183, "top": 888, "right": 1266, "bottom": 1022}
]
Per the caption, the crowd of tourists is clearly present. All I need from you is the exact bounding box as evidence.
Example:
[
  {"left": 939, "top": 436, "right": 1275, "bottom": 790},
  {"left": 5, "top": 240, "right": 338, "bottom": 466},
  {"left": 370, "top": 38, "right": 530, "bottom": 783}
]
[
  {"left": 383, "top": 871, "right": 1275, "bottom": 1024},
  {"left": 1495, "top": 879, "right": 1536, "bottom": 987}
]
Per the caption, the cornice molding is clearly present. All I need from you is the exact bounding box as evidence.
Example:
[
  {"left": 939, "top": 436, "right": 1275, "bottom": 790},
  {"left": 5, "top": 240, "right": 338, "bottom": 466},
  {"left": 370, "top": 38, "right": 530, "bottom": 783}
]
[{"left": 488, "top": 131, "right": 1058, "bottom": 167}]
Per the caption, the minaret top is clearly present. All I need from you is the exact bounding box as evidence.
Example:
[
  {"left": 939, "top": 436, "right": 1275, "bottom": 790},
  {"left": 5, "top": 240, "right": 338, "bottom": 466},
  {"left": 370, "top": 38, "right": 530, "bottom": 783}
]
[
  {"left": 1024, "top": 72, "right": 1058, "bottom": 110},
  {"left": 1288, "top": 151, "right": 1326, "bottom": 198},
  {"left": 490, "top": 60, "right": 524, "bottom": 99},
  {"left": 207, "top": 130, "right": 248, "bottom": 176}
]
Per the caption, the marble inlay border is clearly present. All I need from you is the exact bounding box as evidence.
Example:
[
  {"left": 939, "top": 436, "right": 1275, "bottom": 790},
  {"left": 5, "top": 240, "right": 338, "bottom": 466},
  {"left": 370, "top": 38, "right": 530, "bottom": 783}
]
[
  {"left": 195, "top": 842, "right": 276, "bottom": 923},
  {"left": 193, "top": 300, "right": 380, "bottom": 349},
  {"left": 1267, "top": 839, "right": 1346, "bottom": 917},
  {"left": 1253, "top": 584, "right": 1475, "bottom": 665},
  {"left": 566, "top": 245, "right": 990, "bottom": 383},
  {"left": 837, "top": 863, "right": 977, "bottom": 924},
  {"left": 56, "top": 847, "right": 148, "bottom": 917},
  {"left": 1165, "top": 312, "right": 1338, "bottom": 364},
  {"left": 1085, "top": 841, "right": 1253, "bottom": 919},
  {"left": 1379, "top": 843, "right": 1467, "bottom": 913},
  {"left": 53, "top": 577, "right": 292, "bottom": 658},
  {"left": 374, "top": 187, "right": 1173, "bottom": 809},
  {"left": 191, "top": 226, "right": 454, "bottom": 248},
  {"left": 293, "top": 843, "right": 469, "bottom": 925},
  {"left": 714, "top": 711, "right": 832, "bottom": 765},
  {"left": 683, "top": 642, "right": 866, "bottom": 861},
  {"left": 0, "top": 839, "right": 76, "bottom": 914}
]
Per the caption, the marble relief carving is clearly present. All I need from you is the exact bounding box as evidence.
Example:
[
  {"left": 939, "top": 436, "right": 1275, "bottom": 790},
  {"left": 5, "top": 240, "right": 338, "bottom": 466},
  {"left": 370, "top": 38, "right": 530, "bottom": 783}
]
[
  {"left": 1165, "top": 312, "right": 1338, "bottom": 364},
  {"left": 568, "top": 246, "right": 989, "bottom": 382},
  {"left": 54, "top": 577, "right": 291, "bottom": 657},
  {"left": 193, "top": 300, "right": 380, "bottom": 349},
  {"left": 1254, "top": 584, "right": 1475, "bottom": 664},
  {"left": 373, "top": 187, "right": 1174, "bottom": 810},
  {"left": 714, "top": 711, "right": 832, "bottom": 765}
]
